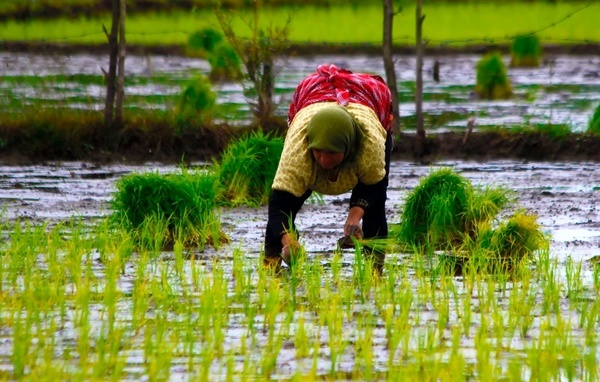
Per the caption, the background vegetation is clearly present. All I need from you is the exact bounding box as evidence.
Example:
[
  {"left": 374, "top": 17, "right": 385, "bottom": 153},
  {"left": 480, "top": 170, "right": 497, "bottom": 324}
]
[
  {"left": 0, "top": 2, "right": 598, "bottom": 47},
  {"left": 0, "top": 0, "right": 599, "bottom": 162}
]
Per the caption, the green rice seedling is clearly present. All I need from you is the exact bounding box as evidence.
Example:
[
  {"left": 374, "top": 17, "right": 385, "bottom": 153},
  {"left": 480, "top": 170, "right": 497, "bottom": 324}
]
[
  {"left": 259, "top": 327, "right": 284, "bottom": 379},
  {"left": 186, "top": 27, "right": 224, "bottom": 57},
  {"left": 464, "top": 185, "right": 514, "bottom": 238},
  {"left": 584, "top": 346, "right": 599, "bottom": 381},
  {"left": 593, "top": 264, "right": 600, "bottom": 296},
  {"left": 215, "top": 130, "right": 283, "bottom": 207},
  {"left": 75, "top": 261, "right": 93, "bottom": 367},
  {"left": 474, "top": 52, "right": 512, "bottom": 100},
  {"left": 177, "top": 74, "right": 217, "bottom": 124},
  {"left": 583, "top": 300, "right": 600, "bottom": 348},
  {"left": 323, "top": 293, "right": 346, "bottom": 376},
  {"left": 540, "top": 258, "right": 561, "bottom": 315},
  {"left": 294, "top": 312, "right": 311, "bottom": 359},
  {"left": 354, "top": 312, "right": 375, "bottom": 380},
  {"left": 564, "top": 256, "right": 583, "bottom": 301},
  {"left": 11, "top": 300, "right": 33, "bottom": 379},
  {"left": 510, "top": 34, "right": 542, "bottom": 67},
  {"left": 207, "top": 42, "right": 243, "bottom": 82},
  {"left": 232, "top": 247, "right": 254, "bottom": 302},
  {"left": 304, "top": 259, "right": 323, "bottom": 313},
  {"left": 588, "top": 103, "right": 600, "bottom": 135},
  {"left": 352, "top": 244, "right": 376, "bottom": 302},
  {"left": 395, "top": 167, "right": 472, "bottom": 250},
  {"left": 472, "top": 211, "right": 549, "bottom": 274},
  {"left": 110, "top": 168, "right": 225, "bottom": 251}
]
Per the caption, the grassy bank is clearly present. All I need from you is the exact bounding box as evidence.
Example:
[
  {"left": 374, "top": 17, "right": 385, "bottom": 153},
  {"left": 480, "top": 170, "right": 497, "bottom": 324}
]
[{"left": 0, "top": 2, "right": 598, "bottom": 48}]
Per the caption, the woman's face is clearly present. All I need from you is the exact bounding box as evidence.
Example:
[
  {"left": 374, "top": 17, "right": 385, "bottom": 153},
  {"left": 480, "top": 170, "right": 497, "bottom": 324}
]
[{"left": 312, "top": 149, "right": 344, "bottom": 169}]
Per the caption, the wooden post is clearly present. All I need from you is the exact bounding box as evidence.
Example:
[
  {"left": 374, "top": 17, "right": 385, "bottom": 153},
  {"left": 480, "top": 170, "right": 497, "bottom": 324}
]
[
  {"left": 104, "top": 0, "right": 119, "bottom": 129},
  {"left": 382, "top": 0, "right": 401, "bottom": 137},
  {"left": 415, "top": 0, "right": 426, "bottom": 157},
  {"left": 115, "top": 0, "right": 126, "bottom": 125}
]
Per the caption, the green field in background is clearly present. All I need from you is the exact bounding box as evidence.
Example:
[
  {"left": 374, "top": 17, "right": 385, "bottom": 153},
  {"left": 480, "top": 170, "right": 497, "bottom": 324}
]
[{"left": 0, "top": 2, "right": 597, "bottom": 47}]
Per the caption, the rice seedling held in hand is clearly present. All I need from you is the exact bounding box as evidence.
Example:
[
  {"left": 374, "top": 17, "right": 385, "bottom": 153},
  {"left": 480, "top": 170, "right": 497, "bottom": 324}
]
[
  {"left": 215, "top": 130, "right": 283, "bottom": 207},
  {"left": 110, "top": 168, "right": 226, "bottom": 251}
]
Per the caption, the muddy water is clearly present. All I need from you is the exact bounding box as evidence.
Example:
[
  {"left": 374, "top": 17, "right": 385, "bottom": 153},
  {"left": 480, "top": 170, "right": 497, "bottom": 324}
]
[
  {"left": 2, "top": 52, "right": 600, "bottom": 131},
  {"left": 0, "top": 160, "right": 599, "bottom": 379},
  {"left": 1, "top": 160, "right": 597, "bottom": 262}
]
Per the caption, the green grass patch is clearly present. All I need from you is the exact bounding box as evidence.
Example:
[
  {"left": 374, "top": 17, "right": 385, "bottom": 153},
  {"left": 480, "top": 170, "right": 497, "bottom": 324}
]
[
  {"left": 543, "top": 84, "right": 600, "bottom": 94},
  {"left": 177, "top": 74, "right": 218, "bottom": 124},
  {"left": 512, "top": 122, "right": 573, "bottom": 139},
  {"left": 401, "top": 111, "right": 470, "bottom": 130}
]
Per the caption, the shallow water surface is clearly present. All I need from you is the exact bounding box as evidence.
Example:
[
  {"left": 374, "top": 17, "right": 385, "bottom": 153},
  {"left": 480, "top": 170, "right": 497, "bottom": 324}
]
[
  {"left": 1, "top": 52, "right": 599, "bottom": 131},
  {"left": 1, "top": 160, "right": 598, "bottom": 261},
  {"left": 0, "top": 160, "right": 598, "bottom": 380}
]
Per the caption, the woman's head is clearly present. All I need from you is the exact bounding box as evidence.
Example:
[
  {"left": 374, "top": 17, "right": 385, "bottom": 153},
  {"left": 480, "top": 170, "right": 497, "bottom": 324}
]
[{"left": 306, "top": 105, "right": 359, "bottom": 169}]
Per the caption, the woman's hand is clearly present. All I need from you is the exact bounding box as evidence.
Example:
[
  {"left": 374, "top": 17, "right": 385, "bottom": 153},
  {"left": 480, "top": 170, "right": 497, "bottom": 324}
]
[
  {"left": 344, "top": 206, "right": 365, "bottom": 238},
  {"left": 281, "top": 233, "right": 301, "bottom": 265},
  {"left": 344, "top": 224, "right": 364, "bottom": 239}
]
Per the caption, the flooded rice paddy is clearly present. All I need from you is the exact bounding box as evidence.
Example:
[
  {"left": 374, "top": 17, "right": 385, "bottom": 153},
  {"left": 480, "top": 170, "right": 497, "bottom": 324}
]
[
  {"left": 0, "top": 160, "right": 598, "bottom": 380},
  {"left": 1, "top": 52, "right": 600, "bottom": 131},
  {"left": 1, "top": 51, "right": 600, "bottom": 380}
]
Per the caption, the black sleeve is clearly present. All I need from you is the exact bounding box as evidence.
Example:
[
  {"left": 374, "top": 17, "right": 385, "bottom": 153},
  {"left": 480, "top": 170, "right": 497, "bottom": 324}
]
[
  {"left": 267, "top": 189, "right": 311, "bottom": 240},
  {"left": 350, "top": 177, "right": 387, "bottom": 212},
  {"left": 349, "top": 129, "right": 393, "bottom": 212}
]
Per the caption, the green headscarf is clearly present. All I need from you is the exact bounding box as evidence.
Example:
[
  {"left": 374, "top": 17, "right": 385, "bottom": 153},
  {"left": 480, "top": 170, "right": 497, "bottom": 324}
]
[{"left": 306, "top": 105, "right": 360, "bottom": 161}]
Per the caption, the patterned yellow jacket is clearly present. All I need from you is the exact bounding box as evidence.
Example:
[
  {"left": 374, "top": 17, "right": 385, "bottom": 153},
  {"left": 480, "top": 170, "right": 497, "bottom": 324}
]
[{"left": 272, "top": 101, "right": 387, "bottom": 197}]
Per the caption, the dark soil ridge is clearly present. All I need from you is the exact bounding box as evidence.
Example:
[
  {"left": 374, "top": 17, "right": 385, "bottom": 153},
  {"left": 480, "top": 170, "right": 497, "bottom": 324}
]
[
  {"left": 2, "top": 41, "right": 600, "bottom": 57},
  {"left": 1, "top": 128, "right": 599, "bottom": 165}
]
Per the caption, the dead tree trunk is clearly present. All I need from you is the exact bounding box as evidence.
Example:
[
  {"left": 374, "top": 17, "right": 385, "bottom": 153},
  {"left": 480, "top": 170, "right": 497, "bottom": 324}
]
[
  {"left": 258, "top": 56, "right": 274, "bottom": 123},
  {"left": 104, "top": 0, "right": 126, "bottom": 146},
  {"left": 104, "top": 0, "right": 119, "bottom": 130},
  {"left": 115, "top": 0, "right": 126, "bottom": 125},
  {"left": 415, "top": 0, "right": 426, "bottom": 157},
  {"left": 382, "top": 0, "right": 401, "bottom": 137}
]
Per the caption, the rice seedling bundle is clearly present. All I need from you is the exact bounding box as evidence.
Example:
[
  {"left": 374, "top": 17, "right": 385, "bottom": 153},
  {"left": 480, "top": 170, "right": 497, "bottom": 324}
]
[
  {"left": 110, "top": 169, "right": 224, "bottom": 250},
  {"left": 396, "top": 167, "right": 471, "bottom": 249},
  {"left": 395, "top": 167, "right": 546, "bottom": 275},
  {"left": 510, "top": 34, "right": 542, "bottom": 67},
  {"left": 216, "top": 130, "right": 283, "bottom": 206},
  {"left": 475, "top": 52, "right": 512, "bottom": 100}
]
